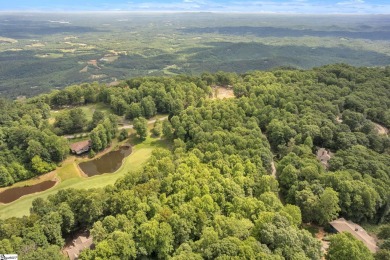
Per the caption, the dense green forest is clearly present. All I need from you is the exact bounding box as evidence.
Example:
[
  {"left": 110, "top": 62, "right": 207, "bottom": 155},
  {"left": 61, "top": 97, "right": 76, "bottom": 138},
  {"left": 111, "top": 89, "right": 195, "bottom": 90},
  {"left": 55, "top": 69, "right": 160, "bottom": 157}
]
[
  {"left": 0, "top": 75, "right": 211, "bottom": 186},
  {"left": 0, "top": 99, "right": 68, "bottom": 185},
  {"left": 1, "top": 64, "right": 390, "bottom": 259}
]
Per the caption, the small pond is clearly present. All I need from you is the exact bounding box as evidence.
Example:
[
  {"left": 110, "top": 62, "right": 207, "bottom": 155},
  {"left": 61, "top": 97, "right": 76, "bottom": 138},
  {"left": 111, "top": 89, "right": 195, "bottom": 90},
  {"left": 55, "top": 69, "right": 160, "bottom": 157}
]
[
  {"left": 79, "top": 146, "right": 132, "bottom": 177},
  {"left": 0, "top": 180, "right": 57, "bottom": 204}
]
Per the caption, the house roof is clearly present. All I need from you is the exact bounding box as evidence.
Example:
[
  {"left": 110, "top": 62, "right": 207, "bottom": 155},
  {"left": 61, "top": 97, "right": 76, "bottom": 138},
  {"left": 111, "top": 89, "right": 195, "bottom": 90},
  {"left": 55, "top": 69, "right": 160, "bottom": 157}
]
[
  {"left": 65, "top": 235, "right": 93, "bottom": 260},
  {"left": 329, "top": 218, "right": 378, "bottom": 253},
  {"left": 69, "top": 140, "right": 91, "bottom": 152}
]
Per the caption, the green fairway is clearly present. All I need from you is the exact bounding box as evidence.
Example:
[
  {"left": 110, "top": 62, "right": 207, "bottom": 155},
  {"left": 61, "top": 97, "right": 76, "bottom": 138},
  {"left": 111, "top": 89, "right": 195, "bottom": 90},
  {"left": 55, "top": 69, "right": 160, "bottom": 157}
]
[{"left": 0, "top": 137, "right": 166, "bottom": 219}]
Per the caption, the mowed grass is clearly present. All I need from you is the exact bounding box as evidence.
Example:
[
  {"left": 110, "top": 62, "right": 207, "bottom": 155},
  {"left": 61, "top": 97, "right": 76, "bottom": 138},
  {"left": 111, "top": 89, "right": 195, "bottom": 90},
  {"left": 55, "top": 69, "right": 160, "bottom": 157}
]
[
  {"left": 0, "top": 136, "right": 167, "bottom": 219},
  {"left": 49, "top": 103, "right": 113, "bottom": 124},
  {"left": 80, "top": 103, "right": 113, "bottom": 120}
]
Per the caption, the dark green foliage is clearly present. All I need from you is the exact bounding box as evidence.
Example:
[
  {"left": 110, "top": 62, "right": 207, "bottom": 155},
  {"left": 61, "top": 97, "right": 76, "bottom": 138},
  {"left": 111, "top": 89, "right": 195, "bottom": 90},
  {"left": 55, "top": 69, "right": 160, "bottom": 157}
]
[
  {"left": 90, "top": 110, "right": 105, "bottom": 130},
  {"left": 141, "top": 96, "right": 157, "bottom": 118},
  {"left": 378, "top": 225, "right": 390, "bottom": 239},
  {"left": 126, "top": 102, "right": 142, "bottom": 120},
  {"left": 0, "top": 99, "right": 69, "bottom": 187},
  {"left": 133, "top": 117, "right": 148, "bottom": 140},
  {"left": 238, "top": 65, "right": 390, "bottom": 223},
  {"left": 375, "top": 249, "right": 390, "bottom": 260},
  {"left": 118, "top": 129, "right": 129, "bottom": 141},
  {"left": 89, "top": 116, "right": 117, "bottom": 152},
  {"left": 54, "top": 108, "right": 87, "bottom": 135},
  {"left": 0, "top": 166, "right": 14, "bottom": 186},
  {"left": 22, "top": 245, "right": 66, "bottom": 260},
  {"left": 380, "top": 239, "right": 390, "bottom": 250},
  {"left": 151, "top": 119, "right": 163, "bottom": 137},
  {"left": 1, "top": 64, "right": 390, "bottom": 258},
  {"left": 327, "top": 232, "right": 374, "bottom": 260},
  {"left": 162, "top": 120, "right": 174, "bottom": 140}
]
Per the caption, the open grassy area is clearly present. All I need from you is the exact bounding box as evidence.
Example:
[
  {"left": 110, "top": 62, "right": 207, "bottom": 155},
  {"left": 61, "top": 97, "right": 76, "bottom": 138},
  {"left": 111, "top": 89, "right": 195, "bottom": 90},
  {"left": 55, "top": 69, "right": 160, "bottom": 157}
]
[
  {"left": 49, "top": 103, "right": 113, "bottom": 125},
  {"left": 0, "top": 136, "right": 167, "bottom": 219}
]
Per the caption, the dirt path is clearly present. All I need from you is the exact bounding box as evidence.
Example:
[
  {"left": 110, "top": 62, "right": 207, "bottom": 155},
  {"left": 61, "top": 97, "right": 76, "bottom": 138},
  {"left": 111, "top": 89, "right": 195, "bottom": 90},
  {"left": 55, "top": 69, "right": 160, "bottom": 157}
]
[
  {"left": 316, "top": 227, "right": 329, "bottom": 259},
  {"left": 374, "top": 122, "right": 389, "bottom": 135},
  {"left": 271, "top": 161, "right": 276, "bottom": 178},
  {"left": 302, "top": 224, "right": 329, "bottom": 259},
  {"left": 337, "top": 115, "right": 388, "bottom": 135}
]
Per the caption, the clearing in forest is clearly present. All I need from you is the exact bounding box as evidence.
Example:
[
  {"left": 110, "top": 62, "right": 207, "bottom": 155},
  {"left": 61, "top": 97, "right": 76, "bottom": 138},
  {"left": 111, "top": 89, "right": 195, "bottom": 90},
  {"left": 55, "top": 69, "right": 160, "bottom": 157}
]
[
  {"left": 374, "top": 123, "right": 389, "bottom": 135},
  {"left": 0, "top": 137, "right": 167, "bottom": 219},
  {"left": 212, "top": 86, "right": 235, "bottom": 100}
]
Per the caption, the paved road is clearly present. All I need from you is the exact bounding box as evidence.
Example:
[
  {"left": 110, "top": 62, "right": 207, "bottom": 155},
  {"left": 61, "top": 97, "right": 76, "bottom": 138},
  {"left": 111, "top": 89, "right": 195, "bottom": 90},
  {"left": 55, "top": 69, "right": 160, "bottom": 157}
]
[{"left": 64, "top": 116, "right": 169, "bottom": 139}]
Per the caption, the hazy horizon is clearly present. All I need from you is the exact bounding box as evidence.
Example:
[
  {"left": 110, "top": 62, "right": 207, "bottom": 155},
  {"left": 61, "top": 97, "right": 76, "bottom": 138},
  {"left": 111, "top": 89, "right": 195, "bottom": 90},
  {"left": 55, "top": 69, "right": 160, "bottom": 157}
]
[{"left": 1, "top": 0, "right": 390, "bottom": 14}]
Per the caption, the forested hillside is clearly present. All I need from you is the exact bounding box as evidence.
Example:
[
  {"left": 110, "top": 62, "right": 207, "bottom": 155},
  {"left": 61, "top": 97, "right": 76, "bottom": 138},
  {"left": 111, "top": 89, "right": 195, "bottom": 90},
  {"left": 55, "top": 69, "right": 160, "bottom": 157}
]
[
  {"left": 0, "top": 75, "right": 210, "bottom": 187},
  {"left": 0, "top": 99, "right": 69, "bottom": 186},
  {"left": 0, "top": 64, "right": 390, "bottom": 259}
]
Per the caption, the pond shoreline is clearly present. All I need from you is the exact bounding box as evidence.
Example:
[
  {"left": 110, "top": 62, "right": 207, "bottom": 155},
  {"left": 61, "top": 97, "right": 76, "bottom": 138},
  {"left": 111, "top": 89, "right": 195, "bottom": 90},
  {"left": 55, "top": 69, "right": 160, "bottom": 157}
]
[
  {"left": 0, "top": 144, "right": 131, "bottom": 205},
  {"left": 78, "top": 145, "right": 132, "bottom": 177},
  {"left": 0, "top": 178, "right": 59, "bottom": 204},
  {"left": 0, "top": 170, "right": 57, "bottom": 193}
]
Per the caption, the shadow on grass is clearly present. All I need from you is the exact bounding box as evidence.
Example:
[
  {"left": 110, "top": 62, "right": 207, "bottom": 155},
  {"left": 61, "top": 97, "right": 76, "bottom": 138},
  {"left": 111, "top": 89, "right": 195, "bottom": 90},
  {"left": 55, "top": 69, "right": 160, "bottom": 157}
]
[
  {"left": 150, "top": 139, "right": 171, "bottom": 149},
  {"left": 127, "top": 133, "right": 171, "bottom": 149},
  {"left": 303, "top": 224, "right": 320, "bottom": 237},
  {"left": 128, "top": 133, "right": 144, "bottom": 146}
]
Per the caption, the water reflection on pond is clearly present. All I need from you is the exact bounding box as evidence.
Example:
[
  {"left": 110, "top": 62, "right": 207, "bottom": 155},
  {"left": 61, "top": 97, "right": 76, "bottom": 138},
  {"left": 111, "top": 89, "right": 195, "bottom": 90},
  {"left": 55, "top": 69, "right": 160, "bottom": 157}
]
[
  {"left": 0, "top": 180, "right": 57, "bottom": 204},
  {"left": 79, "top": 146, "right": 132, "bottom": 177}
]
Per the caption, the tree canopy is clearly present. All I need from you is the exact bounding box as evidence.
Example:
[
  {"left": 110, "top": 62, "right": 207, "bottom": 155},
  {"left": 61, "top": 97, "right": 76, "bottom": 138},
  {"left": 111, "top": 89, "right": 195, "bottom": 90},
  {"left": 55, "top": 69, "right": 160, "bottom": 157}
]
[{"left": 1, "top": 64, "right": 389, "bottom": 258}]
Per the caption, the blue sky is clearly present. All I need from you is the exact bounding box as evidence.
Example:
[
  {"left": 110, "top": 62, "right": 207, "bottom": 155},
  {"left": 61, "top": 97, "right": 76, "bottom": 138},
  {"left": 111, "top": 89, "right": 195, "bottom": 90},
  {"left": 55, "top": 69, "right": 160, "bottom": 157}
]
[{"left": 1, "top": 0, "right": 389, "bottom": 14}]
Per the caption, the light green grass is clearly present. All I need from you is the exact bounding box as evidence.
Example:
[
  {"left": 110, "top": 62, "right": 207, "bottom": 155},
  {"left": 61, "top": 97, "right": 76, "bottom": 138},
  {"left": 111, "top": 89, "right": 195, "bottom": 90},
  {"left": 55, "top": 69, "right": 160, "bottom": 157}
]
[
  {"left": 57, "top": 161, "right": 80, "bottom": 181},
  {"left": 0, "top": 137, "right": 167, "bottom": 219},
  {"left": 49, "top": 103, "right": 113, "bottom": 124},
  {"left": 80, "top": 103, "right": 113, "bottom": 120}
]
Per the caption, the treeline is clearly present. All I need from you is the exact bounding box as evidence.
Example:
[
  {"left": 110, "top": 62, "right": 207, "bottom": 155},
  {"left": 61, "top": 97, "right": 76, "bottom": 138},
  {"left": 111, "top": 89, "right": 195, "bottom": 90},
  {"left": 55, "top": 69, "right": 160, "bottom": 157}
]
[
  {"left": 0, "top": 100, "right": 323, "bottom": 259},
  {"left": 0, "top": 99, "right": 68, "bottom": 187},
  {"left": 0, "top": 73, "right": 216, "bottom": 187},
  {"left": 1, "top": 64, "right": 390, "bottom": 259},
  {"left": 34, "top": 75, "right": 214, "bottom": 120},
  {"left": 229, "top": 64, "right": 390, "bottom": 224}
]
